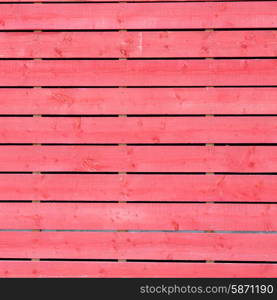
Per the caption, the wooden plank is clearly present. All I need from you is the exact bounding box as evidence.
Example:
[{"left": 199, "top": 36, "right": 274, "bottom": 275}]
[
  {"left": 1, "top": 261, "right": 277, "bottom": 278},
  {"left": 0, "top": 88, "right": 276, "bottom": 115},
  {"left": 1, "top": 31, "right": 277, "bottom": 58},
  {"left": 0, "top": 60, "right": 276, "bottom": 87},
  {"left": 0, "top": 174, "right": 276, "bottom": 202},
  {"left": 1, "top": 203, "right": 277, "bottom": 231},
  {"left": 0, "top": 232, "right": 276, "bottom": 260},
  {"left": 1, "top": 3, "right": 277, "bottom": 30},
  {"left": 0, "top": 0, "right": 259, "bottom": 2},
  {"left": 0, "top": 146, "right": 276, "bottom": 172},
  {"left": 0, "top": 116, "right": 276, "bottom": 144}
]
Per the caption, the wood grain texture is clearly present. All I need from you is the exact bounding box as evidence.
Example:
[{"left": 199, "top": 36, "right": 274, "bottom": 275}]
[
  {"left": 1, "top": 261, "right": 277, "bottom": 278},
  {"left": 1, "top": 116, "right": 276, "bottom": 144},
  {"left": 0, "top": 146, "right": 275, "bottom": 172},
  {"left": 0, "top": 174, "right": 276, "bottom": 202},
  {"left": 1, "top": 203, "right": 277, "bottom": 231},
  {"left": 0, "top": 0, "right": 276, "bottom": 279},
  {"left": 0, "top": 59, "right": 276, "bottom": 87},
  {"left": 0, "top": 88, "right": 276, "bottom": 115},
  {"left": 1, "top": 31, "right": 277, "bottom": 58},
  {"left": 1, "top": 3, "right": 277, "bottom": 30},
  {"left": 0, "top": 232, "right": 276, "bottom": 261}
]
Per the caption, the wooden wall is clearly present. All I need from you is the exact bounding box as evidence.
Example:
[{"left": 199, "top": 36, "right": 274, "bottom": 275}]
[{"left": 0, "top": 1, "right": 277, "bottom": 277}]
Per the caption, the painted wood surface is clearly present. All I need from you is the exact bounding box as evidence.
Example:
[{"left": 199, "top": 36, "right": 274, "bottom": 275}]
[
  {"left": 0, "top": 0, "right": 276, "bottom": 278},
  {"left": 1, "top": 0, "right": 260, "bottom": 2},
  {"left": 0, "top": 88, "right": 276, "bottom": 115},
  {"left": 1, "top": 31, "right": 277, "bottom": 58},
  {"left": 0, "top": 174, "right": 276, "bottom": 202},
  {"left": 0, "top": 60, "right": 276, "bottom": 86},
  {"left": 1, "top": 261, "right": 277, "bottom": 278},
  {"left": 1, "top": 3, "right": 277, "bottom": 30},
  {"left": 0, "top": 146, "right": 275, "bottom": 172},
  {"left": 0, "top": 232, "right": 276, "bottom": 261},
  {"left": 1, "top": 203, "right": 277, "bottom": 231},
  {"left": 0, "top": 116, "right": 276, "bottom": 144}
]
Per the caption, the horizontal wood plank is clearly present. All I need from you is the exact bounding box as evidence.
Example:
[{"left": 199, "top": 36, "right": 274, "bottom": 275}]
[
  {"left": 0, "top": 116, "right": 276, "bottom": 144},
  {"left": 1, "top": 3, "right": 277, "bottom": 30},
  {"left": 0, "top": 232, "right": 276, "bottom": 260},
  {"left": 0, "top": 174, "right": 276, "bottom": 202},
  {"left": 0, "top": 88, "right": 276, "bottom": 115},
  {"left": 0, "top": 0, "right": 254, "bottom": 2},
  {"left": 1, "top": 31, "right": 277, "bottom": 58},
  {"left": 1, "top": 261, "right": 277, "bottom": 278},
  {"left": 1, "top": 203, "right": 277, "bottom": 231},
  {"left": 0, "top": 146, "right": 275, "bottom": 172},
  {"left": 0, "top": 60, "right": 276, "bottom": 86}
]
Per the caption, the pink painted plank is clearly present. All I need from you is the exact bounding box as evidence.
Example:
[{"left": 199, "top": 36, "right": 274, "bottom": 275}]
[
  {"left": 1, "top": 203, "right": 277, "bottom": 231},
  {"left": 0, "top": 232, "right": 276, "bottom": 260},
  {"left": 0, "top": 60, "right": 276, "bottom": 86},
  {"left": 1, "top": 31, "right": 277, "bottom": 58},
  {"left": 0, "top": 174, "right": 276, "bottom": 202},
  {"left": 1, "top": 3, "right": 277, "bottom": 30},
  {"left": 1, "top": 261, "right": 277, "bottom": 278},
  {"left": 0, "top": 88, "right": 276, "bottom": 115},
  {"left": 0, "top": 0, "right": 257, "bottom": 2},
  {"left": 0, "top": 146, "right": 276, "bottom": 172},
  {"left": 1, "top": 116, "right": 276, "bottom": 144}
]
